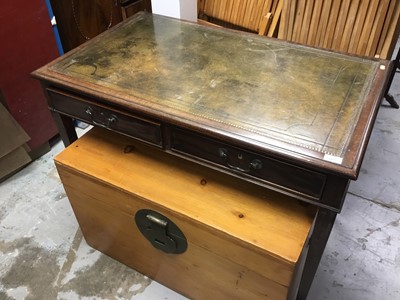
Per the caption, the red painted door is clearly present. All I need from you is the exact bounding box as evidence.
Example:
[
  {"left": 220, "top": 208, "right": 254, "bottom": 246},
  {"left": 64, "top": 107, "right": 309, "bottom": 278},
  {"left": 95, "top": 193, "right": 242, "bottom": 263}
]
[{"left": 0, "top": 1, "right": 59, "bottom": 151}]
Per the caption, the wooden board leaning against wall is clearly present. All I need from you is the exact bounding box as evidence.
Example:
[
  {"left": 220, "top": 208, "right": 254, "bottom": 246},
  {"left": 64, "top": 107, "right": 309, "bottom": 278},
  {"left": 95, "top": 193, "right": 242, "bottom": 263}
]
[{"left": 198, "top": 0, "right": 400, "bottom": 60}]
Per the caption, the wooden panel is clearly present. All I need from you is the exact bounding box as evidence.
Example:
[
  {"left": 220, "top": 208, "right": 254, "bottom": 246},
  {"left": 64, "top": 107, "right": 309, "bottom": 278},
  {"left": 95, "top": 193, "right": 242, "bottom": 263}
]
[
  {"left": 376, "top": 0, "right": 398, "bottom": 57},
  {"left": 286, "top": 0, "right": 297, "bottom": 40},
  {"left": 61, "top": 178, "right": 290, "bottom": 300},
  {"left": 277, "top": 0, "right": 397, "bottom": 58},
  {"left": 50, "top": 0, "right": 123, "bottom": 52},
  {"left": 322, "top": 0, "right": 341, "bottom": 48},
  {"left": 347, "top": 0, "right": 370, "bottom": 54},
  {"left": 0, "top": 103, "right": 31, "bottom": 181},
  {"left": 199, "top": 0, "right": 281, "bottom": 34},
  {"left": 356, "top": 0, "right": 380, "bottom": 55},
  {"left": 315, "top": 0, "right": 332, "bottom": 47},
  {"left": 55, "top": 127, "right": 316, "bottom": 299},
  {"left": 198, "top": 0, "right": 206, "bottom": 12},
  {"left": 380, "top": 0, "right": 400, "bottom": 59},
  {"left": 122, "top": 0, "right": 152, "bottom": 19},
  {"left": 0, "top": 103, "right": 30, "bottom": 158},
  {"left": 267, "top": 0, "right": 283, "bottom": 37},
  {"left": 278, "top": 0, "right": 289, "bottom": 39},
  {"left": 258, "top": 12, "right": 272, "bottom": 35},
  {"left": 365, "top": 0, "right": 390, "bottom": 56},
  {"left": 332, "top": 0, "right": 351, "bottom": 50},
  {"left": 292, "top": 0, "right": 307, "bottom": 43},
  {"left": 307, "top": 0, "right": 323, "bottom": 46},
  {"left": 299, "top": 0, "right": 315, "bottom": 44},
  {"left": 339, "top": 0, "right": 361, "bottom": 52},
  {"left": 0, "top": 146, "right": 31, "bottom": 181},
  {"left": 198, "top": 0, "right": 400, "bottom": 59}
]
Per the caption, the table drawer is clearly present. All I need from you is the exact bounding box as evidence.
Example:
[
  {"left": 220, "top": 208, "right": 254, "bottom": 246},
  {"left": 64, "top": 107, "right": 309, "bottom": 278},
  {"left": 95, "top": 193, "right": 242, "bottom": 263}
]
[
  {"left": 47, "top": 88, "right": 162, "bottom": 146},
  {"left": 171, "top": 128, "right": 326, "bottom": 200}
]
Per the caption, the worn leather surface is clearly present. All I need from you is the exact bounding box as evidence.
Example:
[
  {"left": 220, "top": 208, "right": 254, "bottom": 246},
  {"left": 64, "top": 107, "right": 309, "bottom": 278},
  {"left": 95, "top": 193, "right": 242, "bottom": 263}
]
[{"left": 51, "top": 13, "right": 380, "bottom": 158}]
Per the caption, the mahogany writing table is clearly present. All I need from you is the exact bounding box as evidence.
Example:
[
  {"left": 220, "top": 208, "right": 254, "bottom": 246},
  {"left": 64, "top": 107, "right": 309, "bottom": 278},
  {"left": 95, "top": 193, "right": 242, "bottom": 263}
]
[{"left": 32, "top": 12, "right": 390, "bottom": 299}]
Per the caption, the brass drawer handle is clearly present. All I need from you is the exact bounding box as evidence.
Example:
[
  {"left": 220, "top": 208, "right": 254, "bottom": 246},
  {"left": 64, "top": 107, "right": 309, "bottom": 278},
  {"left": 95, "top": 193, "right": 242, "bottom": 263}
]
[
  {"left": 85, "top": 106, "right": 118, "bottom": 129},
  {"left": 218, "top": 148, "right": 263, "bottom": 173}
]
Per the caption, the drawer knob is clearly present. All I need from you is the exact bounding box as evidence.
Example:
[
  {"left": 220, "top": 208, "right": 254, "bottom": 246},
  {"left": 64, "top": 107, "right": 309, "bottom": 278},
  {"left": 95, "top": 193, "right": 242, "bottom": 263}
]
[
  {"left": 84, "top": 106, "right": 118, "bottom": 129},
  {"left": 218, "top": 148, "right": 228, "bottom": 159},
  {"left": 108, "top": 115, "right": 117, "bottom": 124},
  {"left": 250, "top": 159, "right": 263, "bottom": 170},
  {"left": 218, "top": 148, "right": 263, "bottom": 173},
  {"left": 85, "top": 106, "right": 93, "bottom": 116}
]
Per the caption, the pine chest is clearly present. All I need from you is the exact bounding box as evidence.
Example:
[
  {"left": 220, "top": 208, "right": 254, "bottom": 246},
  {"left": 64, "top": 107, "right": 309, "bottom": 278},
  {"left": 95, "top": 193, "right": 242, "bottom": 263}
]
[{"left": 55, "top": 128, "right": 316, "bottom": 300}]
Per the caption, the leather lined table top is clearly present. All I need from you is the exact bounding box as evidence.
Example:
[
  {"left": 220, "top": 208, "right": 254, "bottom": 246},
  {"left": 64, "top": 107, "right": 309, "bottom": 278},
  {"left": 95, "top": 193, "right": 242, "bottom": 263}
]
[{"left": 35, "top": 12, "right": 389, "bottom": 176}]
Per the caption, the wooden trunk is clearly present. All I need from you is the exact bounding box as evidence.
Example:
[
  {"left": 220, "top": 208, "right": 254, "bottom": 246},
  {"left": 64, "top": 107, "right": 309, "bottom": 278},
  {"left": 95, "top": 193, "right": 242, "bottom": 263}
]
[{"left": 55, "top": 128, "right": 316, "bottom": 300}]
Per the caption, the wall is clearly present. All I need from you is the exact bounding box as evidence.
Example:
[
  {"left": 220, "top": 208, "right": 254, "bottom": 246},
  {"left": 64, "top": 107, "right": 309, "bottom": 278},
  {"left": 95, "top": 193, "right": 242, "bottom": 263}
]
[{"left": 151, "top": 0, "right": 196, "bottom": 22}]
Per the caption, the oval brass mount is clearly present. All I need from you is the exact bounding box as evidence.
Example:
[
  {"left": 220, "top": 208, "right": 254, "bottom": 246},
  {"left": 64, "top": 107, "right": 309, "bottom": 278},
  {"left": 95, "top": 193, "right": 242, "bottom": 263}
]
[{"left": 135, "top": 209, "right": 187, "bottom": 254}]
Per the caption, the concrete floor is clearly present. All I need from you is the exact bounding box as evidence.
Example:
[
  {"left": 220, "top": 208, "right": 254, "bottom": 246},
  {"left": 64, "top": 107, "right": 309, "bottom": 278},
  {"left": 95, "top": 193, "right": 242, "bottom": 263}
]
[{"left": 1, "top": 67, "right": 400, "bottom": 299}]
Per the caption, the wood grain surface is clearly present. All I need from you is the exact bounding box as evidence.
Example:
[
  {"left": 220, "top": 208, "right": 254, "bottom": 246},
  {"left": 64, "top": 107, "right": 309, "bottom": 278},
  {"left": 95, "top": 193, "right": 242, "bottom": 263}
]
[{"left": 55, "top": 127, "right": 316, "bottom": 299}]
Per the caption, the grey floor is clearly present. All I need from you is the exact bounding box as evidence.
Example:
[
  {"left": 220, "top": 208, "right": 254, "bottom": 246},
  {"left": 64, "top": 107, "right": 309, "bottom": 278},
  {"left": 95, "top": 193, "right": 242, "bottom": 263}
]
[{"left": 1, "top": 66, "right": 400, "bottom": 300}]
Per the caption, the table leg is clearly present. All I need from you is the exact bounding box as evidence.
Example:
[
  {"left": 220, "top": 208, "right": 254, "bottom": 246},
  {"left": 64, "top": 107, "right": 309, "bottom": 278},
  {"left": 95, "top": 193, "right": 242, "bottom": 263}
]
[
  {"left": 385, "top": 94, "right": 399, "bottom": 109},
  {"left": 296, "top": 208, "right": 337, "bottom": 300},
  {"left": 384, "top": 47, "right": 399, "bottom": 109},
  {"left": 51, "top": 111, "right": 78, "bottom": 147}
]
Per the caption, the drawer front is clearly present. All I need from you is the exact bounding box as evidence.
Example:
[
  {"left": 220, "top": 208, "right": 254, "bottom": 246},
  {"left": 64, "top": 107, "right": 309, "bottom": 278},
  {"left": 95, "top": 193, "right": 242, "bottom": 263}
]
[
  {"left": 171, "top": 128, "right": 326, "bottom": 200},
  {"left": 47, "top": 88, "right": 162, "bottom": 146}
]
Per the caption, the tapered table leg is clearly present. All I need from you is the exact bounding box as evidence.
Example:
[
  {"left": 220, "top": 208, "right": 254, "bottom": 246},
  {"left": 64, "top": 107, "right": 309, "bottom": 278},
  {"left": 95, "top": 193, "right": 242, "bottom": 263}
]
[
  {"left": 51, "top": 111, "right": 78, "bottom": 147},
  {"left": 296, "top": 208, "right": 337, "bottom": 300}
]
